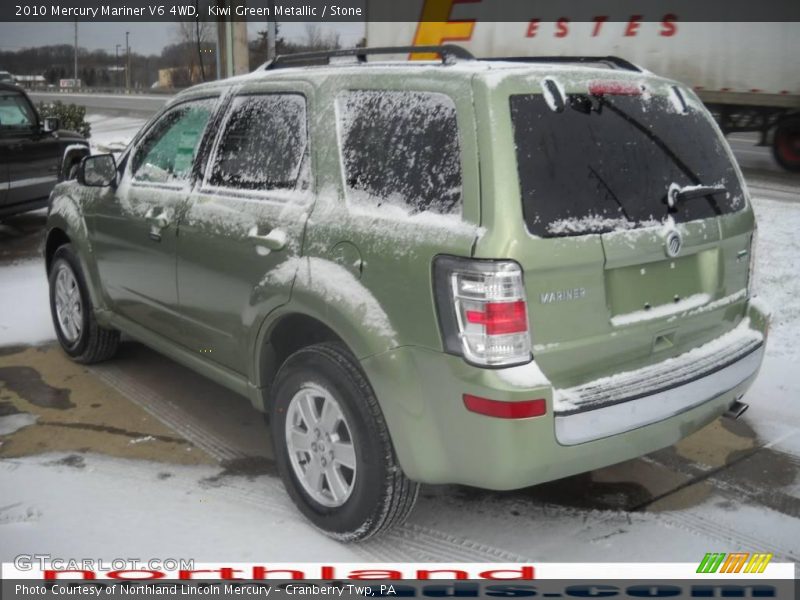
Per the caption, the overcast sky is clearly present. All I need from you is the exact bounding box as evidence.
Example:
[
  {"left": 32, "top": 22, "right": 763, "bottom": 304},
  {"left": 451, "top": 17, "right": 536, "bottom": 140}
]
[{"left": 0, "top": 21, "right": 365, "bottom": 55}]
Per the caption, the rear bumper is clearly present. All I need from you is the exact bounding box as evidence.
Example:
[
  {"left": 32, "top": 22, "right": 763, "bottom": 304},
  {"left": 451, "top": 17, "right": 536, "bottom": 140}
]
[
  {"left": 554, "top": 317, "right": 764, "bottom": 445},
  {"left": 361, "top": 302, "right": 769, "bottom": 490}
]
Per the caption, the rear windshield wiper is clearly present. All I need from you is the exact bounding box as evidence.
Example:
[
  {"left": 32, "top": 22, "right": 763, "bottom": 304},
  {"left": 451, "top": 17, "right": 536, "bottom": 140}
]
[{"left": 667, "top": 183, "right": 726, "bottom": 210}]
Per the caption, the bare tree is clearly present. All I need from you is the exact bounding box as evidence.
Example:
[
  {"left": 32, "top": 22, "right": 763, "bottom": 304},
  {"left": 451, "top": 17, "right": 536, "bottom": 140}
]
[
  {"left": 303, "top": 24, "right": 341, "bottom": 51},
  {"left": 175, "top": 15, "right": 212, "bottom": 82}
]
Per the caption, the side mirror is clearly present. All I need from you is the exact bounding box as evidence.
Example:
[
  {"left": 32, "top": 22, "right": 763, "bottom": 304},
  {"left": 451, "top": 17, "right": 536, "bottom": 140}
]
[
  {"left": 42, "top": 117, "right": 60, "bottom": 132},
  {"left": 79, "top": 154, "right": 117, "bottom": 187}
]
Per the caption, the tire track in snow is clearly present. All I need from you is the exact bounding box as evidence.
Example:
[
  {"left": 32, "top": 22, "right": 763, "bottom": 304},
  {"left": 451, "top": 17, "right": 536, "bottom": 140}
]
[
  {"left": 654, "top": 510, "right": 798, "bottom": 562},
  {"left": 91, "top": 364, "right": 244, "bottom": 462},
  {"left": 90, "top": 363, "right": 531, "bottom": 562}
]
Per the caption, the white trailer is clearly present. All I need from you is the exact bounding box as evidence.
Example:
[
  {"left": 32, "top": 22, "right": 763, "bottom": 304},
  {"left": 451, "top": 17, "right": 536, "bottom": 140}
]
[{"left": 366, "top": 20, "right": 800, "bottom": 171}]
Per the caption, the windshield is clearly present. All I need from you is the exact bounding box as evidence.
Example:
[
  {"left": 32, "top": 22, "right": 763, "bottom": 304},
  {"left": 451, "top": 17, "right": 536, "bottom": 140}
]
[
  {"left": 0, "top": 92, "right": 36, "bottom": 128},
  {"left": 510, "top": 93, "right": 745, "bottom": 237}
]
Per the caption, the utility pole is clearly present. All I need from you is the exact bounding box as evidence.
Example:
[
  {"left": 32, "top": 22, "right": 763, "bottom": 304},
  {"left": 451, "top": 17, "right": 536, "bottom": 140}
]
[
  {"left": 125, "top": 31, "right": 130, "bottom": 92},
  {"left": 115, "top": 44, "right": 121, "bottom": 88},
  {"left": 265, "top": 0, "right": 277, "bottom": 60},
  {"left": 267, "top": 13, "right": 277, "bottom": 60},
  {"left": 215, "top": 0, "right": 249, "bottom": 79},
  {"left": 73, "top": 20, "right": 78, "bottom": 85}
]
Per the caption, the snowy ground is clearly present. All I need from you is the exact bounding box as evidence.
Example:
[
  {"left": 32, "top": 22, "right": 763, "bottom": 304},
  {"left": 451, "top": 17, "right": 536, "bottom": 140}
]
[{"left": 0, "top": 115, "right": 799, "bottom": 565}]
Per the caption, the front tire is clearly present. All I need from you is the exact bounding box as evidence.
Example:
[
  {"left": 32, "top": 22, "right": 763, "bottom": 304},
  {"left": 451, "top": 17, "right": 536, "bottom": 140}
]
[
  {"left": 49, "top": 244, "right": 120, "bottom": 364},
  {"left": 271, "top": 343, "right": 418, "bottom": 541}
]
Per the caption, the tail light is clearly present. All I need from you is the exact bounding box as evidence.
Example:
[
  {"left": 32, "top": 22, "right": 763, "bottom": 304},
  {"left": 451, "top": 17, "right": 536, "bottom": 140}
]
[{"left": 433, "top": 256, "right": 532, "bottom": 367}]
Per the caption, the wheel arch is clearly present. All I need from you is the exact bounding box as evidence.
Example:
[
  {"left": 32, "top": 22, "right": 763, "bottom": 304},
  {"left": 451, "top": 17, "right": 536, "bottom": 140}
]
[
  {"left": 252, "top": 295, "right": 398, "bottom": 409},
  {"left": 44, "top": 226, "right": 71, "bottom": 273},
  {"left": 46, "top": 197, "right": 106, "bottom": 311},
  {"left": 254, "top": 310, "right": 351, "bottom": 400},
  {"left": 60, "top": 144, "right": 90, "bottom": 180}
]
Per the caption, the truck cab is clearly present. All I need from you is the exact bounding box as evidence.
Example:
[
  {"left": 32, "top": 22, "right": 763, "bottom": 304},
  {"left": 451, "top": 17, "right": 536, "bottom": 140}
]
[{"left": 0, "top": 82, "right": 88, "bottom": 218}]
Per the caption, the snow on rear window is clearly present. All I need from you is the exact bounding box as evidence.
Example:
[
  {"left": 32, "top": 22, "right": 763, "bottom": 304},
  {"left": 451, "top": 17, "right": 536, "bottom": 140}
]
[
  {"left": 337, "top": 90, "right": 463, "bottom": 216},
  {"left": 547, "top": 214, "right": 660, "bottom": 236},
  {"left": 510, "top": 93, "right": 746, "bottom": 238},
  {"left": 210, "top": 94, "right": 307, "bottom": 191}
]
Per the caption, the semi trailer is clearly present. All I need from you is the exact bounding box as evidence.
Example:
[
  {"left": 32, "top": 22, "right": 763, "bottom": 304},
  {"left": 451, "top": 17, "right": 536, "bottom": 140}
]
[{"left": 367, "top": 19, "right": 800, "bottom": 171}]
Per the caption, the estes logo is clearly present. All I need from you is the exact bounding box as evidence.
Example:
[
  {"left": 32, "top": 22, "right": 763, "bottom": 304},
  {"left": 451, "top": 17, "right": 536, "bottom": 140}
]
[{"left": 409, "top": 0, "right": 680, "bottom": 59}]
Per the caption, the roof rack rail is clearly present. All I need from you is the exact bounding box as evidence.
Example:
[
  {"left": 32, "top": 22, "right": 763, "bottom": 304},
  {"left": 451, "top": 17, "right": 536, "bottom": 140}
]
[
  {"left": 484, "top": 55, "right": 641, "bottom": 72},
  {"left": 264, "top": 45, "right": 475, "bottom": 70}
]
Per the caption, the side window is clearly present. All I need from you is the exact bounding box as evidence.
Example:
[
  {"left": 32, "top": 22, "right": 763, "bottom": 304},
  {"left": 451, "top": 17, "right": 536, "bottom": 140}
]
[
  {"left": 131, "top": 99, "right": 215, "bottom": 184},
  {"left": 0, "top": 93, "right": 36, "bottom": 128},
  {"left": 209, "top": 94, "right": 308, "bottom": 190},
  {"left": 337, "top": 90, "right": 462, "bottom": 215}
]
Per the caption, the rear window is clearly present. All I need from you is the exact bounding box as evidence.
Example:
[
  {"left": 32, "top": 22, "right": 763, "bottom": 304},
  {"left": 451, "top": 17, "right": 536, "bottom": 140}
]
[
  {"left": 337, "top": 90, "right": 462, "bottom": 215},
  {"left": 510, "top": 93, "right": 745, "bottom": 237}
]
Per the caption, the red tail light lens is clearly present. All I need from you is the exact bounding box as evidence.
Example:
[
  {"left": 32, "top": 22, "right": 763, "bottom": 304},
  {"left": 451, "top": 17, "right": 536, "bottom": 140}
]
[
  {"left": 466, "top": 301, "right": 528, "bottom": 335},
  {"left": 432, "top": 256, "right": 532, "bottom": 367},
  {"left": 463, "top": 394, "right": 546, "bottom": 419}
]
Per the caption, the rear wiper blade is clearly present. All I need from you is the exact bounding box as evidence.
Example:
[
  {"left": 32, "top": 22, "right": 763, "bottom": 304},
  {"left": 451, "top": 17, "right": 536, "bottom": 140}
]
[{"left": 667, "top": 183, "right": 726, "bottom": 210}]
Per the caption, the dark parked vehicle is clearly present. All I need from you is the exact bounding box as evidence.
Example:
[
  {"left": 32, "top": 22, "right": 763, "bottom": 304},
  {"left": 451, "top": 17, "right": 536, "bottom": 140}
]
[{"left": 0, "top": 82, "right": 89, "bottom": 218}]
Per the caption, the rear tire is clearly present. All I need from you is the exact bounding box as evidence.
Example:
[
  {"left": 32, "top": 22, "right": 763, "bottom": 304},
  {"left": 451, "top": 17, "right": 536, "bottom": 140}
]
[
  {"left": 48, "top": 244, "right": 120, "bottom": 364},
  {"left": 271, "top": 342, "right": 418, "bottom": 541},
  {"left": 772, "top": 117, "right": 800, "bottom": 172}
]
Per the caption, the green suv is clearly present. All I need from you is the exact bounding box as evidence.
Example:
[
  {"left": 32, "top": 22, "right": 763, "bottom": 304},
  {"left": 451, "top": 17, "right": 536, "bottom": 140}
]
[{"left": 45, "top": 46, "right": 768, "bottom": 540}]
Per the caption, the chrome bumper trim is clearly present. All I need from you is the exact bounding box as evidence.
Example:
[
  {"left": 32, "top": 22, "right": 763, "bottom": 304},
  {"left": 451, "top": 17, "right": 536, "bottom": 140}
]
[{"left": 554, "top": 341, "right": 764, "bottom": 446}]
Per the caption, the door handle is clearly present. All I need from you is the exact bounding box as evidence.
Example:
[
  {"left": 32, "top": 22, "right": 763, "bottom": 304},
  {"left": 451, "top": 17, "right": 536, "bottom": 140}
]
[
  {"left": 145, "top": 207, "right": 172, "bottom": 241},
  {"left": 248, "top": 227, "right": 287, "bottom": 252}
]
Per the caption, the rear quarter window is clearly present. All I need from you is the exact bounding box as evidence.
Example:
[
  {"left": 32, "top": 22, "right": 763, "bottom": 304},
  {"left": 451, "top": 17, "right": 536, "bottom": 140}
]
[
  {"left": 336, "top": 90, "right": 463, "bottom": 216},
  {"left": 510, "top": 92, "right": 745, "bottom": 237}
]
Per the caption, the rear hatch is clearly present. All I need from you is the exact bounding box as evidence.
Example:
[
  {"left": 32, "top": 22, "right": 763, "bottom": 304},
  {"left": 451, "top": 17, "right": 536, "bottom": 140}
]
[{"left": 473, "top": 69, "right": 754, "bottom": 389}]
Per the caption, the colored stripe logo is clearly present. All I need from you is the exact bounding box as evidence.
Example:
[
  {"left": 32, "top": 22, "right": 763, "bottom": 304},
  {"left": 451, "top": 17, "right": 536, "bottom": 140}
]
[{"left": 697, "top": 553, "right": 773, "bottom": 574}]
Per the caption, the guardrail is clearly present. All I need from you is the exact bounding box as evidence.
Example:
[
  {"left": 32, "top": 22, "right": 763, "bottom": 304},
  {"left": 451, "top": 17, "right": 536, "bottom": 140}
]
[{"left": 23, "top": 86, "right": 184, "bottom": 95}]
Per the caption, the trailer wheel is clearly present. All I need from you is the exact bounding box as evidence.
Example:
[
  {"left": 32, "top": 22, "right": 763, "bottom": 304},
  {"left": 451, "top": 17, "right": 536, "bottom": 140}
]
[{"left": 772, "top": 117, "right": 800, "bottom": 172}]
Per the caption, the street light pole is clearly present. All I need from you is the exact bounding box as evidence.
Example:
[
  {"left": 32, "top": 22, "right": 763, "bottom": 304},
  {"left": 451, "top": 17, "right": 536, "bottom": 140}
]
[
  {"left": 267, "top": 5, "right": 277, "bottom": 60},
  {"left": 115, "top": 44, "right": 121, "bottom": 88},
  {"left": 73, "top": 19, "right": 78, "bottom": 85},
  {"left": 125, "top": 31, "right": 130, "bottom": 91}
]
